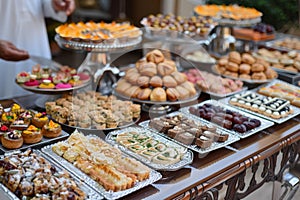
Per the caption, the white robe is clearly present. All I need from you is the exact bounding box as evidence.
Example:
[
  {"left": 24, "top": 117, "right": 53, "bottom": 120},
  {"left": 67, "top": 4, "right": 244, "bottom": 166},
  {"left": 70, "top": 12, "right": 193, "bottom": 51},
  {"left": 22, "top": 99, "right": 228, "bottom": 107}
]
[{"left": 0, "top": 0, "right": 67, "bottom": 99}]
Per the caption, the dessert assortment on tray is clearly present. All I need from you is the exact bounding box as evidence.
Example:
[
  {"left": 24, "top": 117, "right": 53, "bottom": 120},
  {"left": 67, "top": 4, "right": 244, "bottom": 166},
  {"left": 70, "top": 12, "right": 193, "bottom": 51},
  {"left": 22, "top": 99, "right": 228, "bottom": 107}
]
[
  {"left": 105, "top": 126, "right": 193, "bottom": 170},
  {"left": 45, "top": 91, "right": 141, "bottom": 130},
  {"left": 141, "top": 13, "right": 217, "bottom": 40},
  {"left": 43, "top": 130, "right": 161, "bottom": 199},
  {"left": 233, "top": 23, "right": 276, "bottom": 41},
  {"left": 0, "top": 149, "right": 101, "bottom": 200},
  {"left": 55, "top": 21, "right": 142, "bottom": 44},
  {"left": 226, "top": 91, "right": 300, "bottom": 123},
  {"left": 0, "top": 103, "right": 67, "bottom": 151},
  {"left": 267, "top": 37, "right": 300, "bottom": 51},
  {"left": 139, "top": 112, "right": 240, "bottom": 154},
  {"left": 114, "top": 49, "right": 199, "bottom": 103},
  {"left": 253, "top": 48, "right": 300, "bottom": 74},
  {"left": 184, "top": 69, "right": 246, "bottom": 97},
  {"left": 16, "top": 64, "right": 90, "bottom": 91},
  {"left": 213, "top": 51, "right": 278, "bottom": 82},
  {"left": 180, "top": 100, "right": 274, "bottom": 138},
  {"left": 257, "top": 80, "right": 300, "bottom": 107}
]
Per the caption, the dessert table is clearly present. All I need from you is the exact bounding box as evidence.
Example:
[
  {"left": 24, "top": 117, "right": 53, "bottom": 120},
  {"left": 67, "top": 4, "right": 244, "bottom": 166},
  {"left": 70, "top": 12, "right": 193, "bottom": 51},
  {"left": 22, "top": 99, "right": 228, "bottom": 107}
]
[{"left": 2, "top": 92, "right": 299, "bottom": 200}]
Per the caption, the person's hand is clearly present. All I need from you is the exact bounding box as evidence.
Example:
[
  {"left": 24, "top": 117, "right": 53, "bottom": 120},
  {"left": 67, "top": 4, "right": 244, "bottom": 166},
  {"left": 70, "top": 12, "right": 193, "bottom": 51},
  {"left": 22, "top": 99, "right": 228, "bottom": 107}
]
[
  {"left": 0, "top": 40, "right": 29, "bottom": 61},
  {"left": 52, "top": 0, "right": 76, "bottom": 16}
]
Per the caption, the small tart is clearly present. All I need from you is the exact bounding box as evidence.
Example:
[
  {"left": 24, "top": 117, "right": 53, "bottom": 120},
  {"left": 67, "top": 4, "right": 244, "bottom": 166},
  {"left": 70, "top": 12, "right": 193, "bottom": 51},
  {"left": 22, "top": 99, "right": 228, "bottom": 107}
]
[
  {"left": 16, "top": 71, "right": 30, "bottom": 83},
  {"left": 1, "top": 112, "right": 17, "bottom": 125},
  {"left": 39, "top": 80, "right": 55, "bottom": 89},
  {"left": 1, "top": 130, "right": 23, "bottom": 149},
  {"left": 0, "top": 124, "right": 10, "bottom": 139},
  {"left": 32, "top": 112, "right": 49, "bottom": 128},
  {"left": 24, "top": 75, "right": 40, "bottom": 86},
  {"left": 42, "top": 120, "right": 62, "bottom": 138},
  {"left": 22, "top": 125, "right": 42, "bottom": 144}
]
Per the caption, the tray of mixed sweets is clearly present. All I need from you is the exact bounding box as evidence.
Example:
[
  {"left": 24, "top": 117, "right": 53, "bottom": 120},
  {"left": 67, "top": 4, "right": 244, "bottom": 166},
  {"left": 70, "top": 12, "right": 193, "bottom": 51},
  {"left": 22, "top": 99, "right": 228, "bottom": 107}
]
[
  {"left": 221, "top": 91, "right": 300, "bottom": 124},
  {"left": 16, "top": 64, "right": 91, "bottom": 94},
  {"left": 180, "top": 100, "right": 274, "bottom": 139},
  {"left": 184, "top": 69, "right": 247, "bottom": 98},
  {"left": 252, "top": 47, "right": 300, "bottom": 75},
  {"left": 55, "top": 21, "right": 142, "bottom": 51},
  {"left": 45, "top": 91, "right": 141, "bottom": 131},
  {"left": 212, "top": 51, "right": 278, "bottom": 84},
  {"left": 265, "top": 34, "right": 300, "bottom": 52},
  {"left": 0, "top": 104, "right": 68, "bottom": 153},
  {"left": 0, "top": 149, "right": 103, "bottom": 200},
  {"left": 141, "top": 13, "right": 217, "bottom": 44},
  {"left": 106, "top": 126, "right": 193, "bottom": 171},
  {"left": 194, "top": 4, "right": 262, "bottom": 26},
  {"left": 114, "top": 49, "right": 200, "bottom": 105},
  {"left": 42, "top": 130, "right": 162, "bottom": 200},
  {"left": 139, "top": 112, "right": 240, "bottom": 154},
  {"left": 256, "top": 79, "right": 300, "bottom": 107}
]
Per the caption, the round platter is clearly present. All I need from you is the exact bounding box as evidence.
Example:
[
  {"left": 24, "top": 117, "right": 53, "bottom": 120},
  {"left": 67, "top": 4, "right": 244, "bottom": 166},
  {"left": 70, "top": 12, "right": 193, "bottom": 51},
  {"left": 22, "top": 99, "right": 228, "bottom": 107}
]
[
  {"left": 16, "top": 72, "right": 91, "bottom": 94},
  {"left": 55, "top": 33, "right": 142, "bottom": 53},
  {"left": 213, "top": 17, "right": 261, "bottom": 27},
  {"left": 211, "top": 65, "right": 278, "bottom": 84}
]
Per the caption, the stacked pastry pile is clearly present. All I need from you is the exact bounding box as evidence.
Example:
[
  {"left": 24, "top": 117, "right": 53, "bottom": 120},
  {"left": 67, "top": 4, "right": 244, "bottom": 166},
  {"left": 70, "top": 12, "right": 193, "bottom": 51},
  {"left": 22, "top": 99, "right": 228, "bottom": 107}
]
[
  {"left": 253, "top": 48, "right": 300, "bottom": 73},
  {"left": 215, "top": 51, "right": 278, "bottom": 81},
  {"left": 0, "top": 104, "right": 61, "bottom": 149},
  {"left": 114, "top": 130, "right": 187, "bottom": 164},
  {"left": 45, "top": 91, "right": 141, "bottom": 129},
  {"left": 115, "top": 49, "right": 197, "bottom": 102},
  {"left": 229, "top": 92, "right": 294, "bottom": 119},
  {"left": 149, "top": 114, "right": 229, "bottom": 149},
  {"left": 52, "top": 131, "right": 151, "bottom": 192},
  {"left": 273, "top": 37, "right": 300, "bottom": 51},
  {"left": 0, "top": 149, "right": 86, "bottom": 199},
  {"left": 258, "top": 82, "right": 300, "bottom": 107}
]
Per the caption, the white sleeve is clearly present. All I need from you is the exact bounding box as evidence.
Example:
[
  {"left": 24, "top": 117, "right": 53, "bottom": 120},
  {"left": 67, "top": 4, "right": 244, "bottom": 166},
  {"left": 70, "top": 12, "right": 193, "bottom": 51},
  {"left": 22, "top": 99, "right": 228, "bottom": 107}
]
[{"left": 42, "top": 0, "right": 67, "bottom": 22}]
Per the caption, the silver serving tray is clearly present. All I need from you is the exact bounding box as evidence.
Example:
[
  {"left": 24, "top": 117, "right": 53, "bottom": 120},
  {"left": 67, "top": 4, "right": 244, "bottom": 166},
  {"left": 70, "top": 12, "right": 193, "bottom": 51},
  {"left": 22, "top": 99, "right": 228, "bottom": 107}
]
[
  {"left": 0, "top": 149, "right": 103, "bottom": 200},
  {"left": 139, "top": 111, "right": 240, "bottom": 154},
  {"left": 180, "top": 100, "right": 274, "bottom": 139},
  {"left": 0, "top": 130, "right": 69, "bottom": 153},
  {"left": 42, "top": 141, "right": 162, "bottom": 200},
  {"left": 220, "top": 93, "right": 300, "bottom": 124},
  {"left": 265, "top": 33, "right": 300, "bottom": 52},
  {"left": 106, "top": 126, "right": 194, "bottom": 171}
]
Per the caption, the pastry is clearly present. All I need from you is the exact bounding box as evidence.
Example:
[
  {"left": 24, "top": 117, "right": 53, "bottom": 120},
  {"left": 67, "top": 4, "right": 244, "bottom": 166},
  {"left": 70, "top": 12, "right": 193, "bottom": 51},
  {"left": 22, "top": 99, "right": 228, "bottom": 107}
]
[
  {"left": 251, "top": 63, "right": 264, "bottom": 72},
  {"left": 137, "top": 88, "right": 152, "bottom": 100},
  {"left": 24, "top": 75, "right": 39, "bottom": 87},
  {"left": 239, "top": 64, "right": 251, "bottom": 74},
  {"left": 39, "top": 79, "right": 55, "bottom": 89},
  {"left": 226, "top": 62, "right": 239, "bottom": 72},
  {"left": 146, "top": 49, "right": 165, "bottom": 64},
  {"left": 175, "top": 85, "right": 190, "bottom": 100},
  {"left": 149, "top": 76, "right": 163, "bottom": 87},
  {"left": 163, "top": 75, "right": 177, "bottom": 88},
  {"left": 0, "top": 124, "right": 10, "bottom": 139},
  {"left": 218, "top": 58, "right": 228, "bottom": 66},
  {"left": 171, "top": 71, "right": 187, "bottom": 84},
  {"left": 180, "top": 82, "right": 197, "bottom": 96},
  {"left": 224, "top": 71, "right": 238, "bottom": 78},
  {"left": 157, "top": 61, "right": 176, "bottom": 76},
  {"left": 16, "top": 71, "right": 30, "bottom": 83},
  {"left": 239, "top": 74, "right": 251, "bottom": 80},
  {"left": 42, "top": 120, "right": 62, "bottom": 138},
  {"left": 139, "top": 62, "right": 157, "bottom": 76},
  {"left": 55, "top": 83, "right": 72, "bottom": 89},
  {"left": 166, "top": 88, "right": 180, "bottom": 101},
  {"left": 1, "top": 130, "right": 23, "bottom": 149},
  {"left": 136, "top": 76, "right": 150, "bottom": 88},
  {"left": 150, "top": 87, "right": 167, "bottom": 101},
  {"left": 229, "top": 51, "right": 241, "bottom": 64},
  {"left": 242, "top": 53, "right": 255, "bottom": 64},
  {"left": 32, "top": 112, "right": 49, "bottom": 128},
  {"left": 22, "top": 125, "right": 42, "bottom": 144},
  {"left": 265, "top": 67, "right": 277, "bottom": 79},
  {"left": 124, "top": 85, "right": 140, "bottom": 98},
  {"left": 252, "top": 72, "right": 267, "bottom": 80},
  {"left": 68, "top": 75, "right": 82, "bottom": 86}
]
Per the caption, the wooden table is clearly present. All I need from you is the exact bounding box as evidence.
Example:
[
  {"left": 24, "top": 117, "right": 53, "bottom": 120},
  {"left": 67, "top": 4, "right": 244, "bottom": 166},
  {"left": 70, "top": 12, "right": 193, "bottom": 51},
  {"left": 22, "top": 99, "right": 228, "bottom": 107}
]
[{"left": 2, "top": 93, "right": 300, "bottom": 200}]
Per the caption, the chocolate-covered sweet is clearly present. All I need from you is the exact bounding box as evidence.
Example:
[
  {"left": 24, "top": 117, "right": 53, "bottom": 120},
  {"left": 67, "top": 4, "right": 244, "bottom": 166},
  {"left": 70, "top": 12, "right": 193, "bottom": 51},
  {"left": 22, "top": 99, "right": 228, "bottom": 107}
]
[
  {"left": 233, "top": 124, "right": 247, "bottom": 133},
  {"left": 250, "top": 118, "right": 261, "bottom": 127},
  {"left": 243, "top": 121, "right": 256, "bottom": 130}
]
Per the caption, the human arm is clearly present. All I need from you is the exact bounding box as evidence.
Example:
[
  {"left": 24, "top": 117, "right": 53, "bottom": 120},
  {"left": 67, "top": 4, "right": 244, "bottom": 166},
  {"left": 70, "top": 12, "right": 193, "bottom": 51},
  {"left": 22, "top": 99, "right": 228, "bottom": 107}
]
[
  {"left": 42, "top": 0, "right": 76, "bottom": 22},
  {"left": 0, "top": 40, "right": 29, "bottom": 61}
]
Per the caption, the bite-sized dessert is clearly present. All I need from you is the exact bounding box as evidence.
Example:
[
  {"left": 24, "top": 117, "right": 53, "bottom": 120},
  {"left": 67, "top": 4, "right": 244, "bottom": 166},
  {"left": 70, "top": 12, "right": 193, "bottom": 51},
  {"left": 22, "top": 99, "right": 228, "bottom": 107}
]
[
  {"left": 38, "top": 79, "right": 55, "bottom": 89},
  {"left": 1, "top": 111, "right": 17, "bottom": 125},
  {"left": 22, "top": 125, "right": 42, "bottom": 144},
  {"left": 24, "top": 74, "right": 39, "bottom": 87},
  {"left": 0, "top": 149, "right": 87, "bottom": 199},
  {"left": 1, "top": 130, "right": 23, "bottom": 149},
  {"left": 16, "top": 71, "right": 30, "bottom": 83},
  {"left": 230, "top": 92, "right": 294, "bottom": 119},
  {"left": 0, "top": 124, "right": 10, "bottom": 139},
  {"left": 214, "top": 51, "right": 277, "bottom": 81},
  {"left": 32, "top": 112, "right": 49, "bottom": 128},
  {"left": 274, "top": 37, "right": 300, "bottom": 51},
  {"left": 55, "top": 82, "right": 72, "bottom": 89},
  {"left": 188, "top": 103, "right": 261, "bottom": 133},
  {"left": 18, "top": 110, "right": 33, "bottom": 124},
  {"left": 42, "top": 120, "right": 62, "bottom": 138},
  {"left": 10, "top": 103, "right": 25, "bottom": 115},
  {"left": 115, "top": 49, "right": 197, "bottom": 101},
  {"left": 68, "top": 75, "right": 82, "bottom": 86},
  {"left": 10, "top": 118, "right": 30, "bottom": 131}
]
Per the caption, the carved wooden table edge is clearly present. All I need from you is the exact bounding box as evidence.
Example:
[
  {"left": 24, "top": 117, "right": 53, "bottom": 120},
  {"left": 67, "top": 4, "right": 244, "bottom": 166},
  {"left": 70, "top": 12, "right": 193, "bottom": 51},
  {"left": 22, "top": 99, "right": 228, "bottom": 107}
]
[{"left": 170, "top": 124, "right": 300, "bottom": 200}]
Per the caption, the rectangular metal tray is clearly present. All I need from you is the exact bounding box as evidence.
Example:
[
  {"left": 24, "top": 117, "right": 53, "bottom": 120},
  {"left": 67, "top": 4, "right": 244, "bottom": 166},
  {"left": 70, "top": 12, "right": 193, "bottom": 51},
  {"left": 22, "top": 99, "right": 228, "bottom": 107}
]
[
  {"left": 0, "top": 130, "right": 69, "bottom": 153},
  {"left": 265, "top": 33, "right": 300, "bottom": 52},
  {"left": 220, "top": 93, "right": 300, "bottom": 124},
  {"left": 139, "top": 111, "right": 240, "bottom": 154},
  {"left": 180, "top": 100, "right": 274, "bottom": 139},
  {"left": 0, "top": 149, "right": 103, "bottom": 200},
  {"left": 106, "top": 126, "right": 194, "bottom": 171},
  {"left": 42, "top": 138, "right": 162, "bottom": 200}
]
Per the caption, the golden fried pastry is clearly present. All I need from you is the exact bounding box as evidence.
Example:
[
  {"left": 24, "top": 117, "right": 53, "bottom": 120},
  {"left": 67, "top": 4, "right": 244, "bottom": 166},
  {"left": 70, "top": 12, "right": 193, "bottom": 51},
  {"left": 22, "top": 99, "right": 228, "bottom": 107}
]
[
  {"left": 181, "top": 82, "right": 197, "bottom": 96},
  {"left": 115, "top": 79, "right": 132, "bottom": 94},
  {"left": 137, "top": 88, "right": 152, "bottom": 100},
  {"left": 175, "top": 85, "right": 190, "bottom": 100},
  {"left": 239, "top": 74, "right": 251, "bottom": 80},
  {"left": 226, "top": 62, "right": 239, "bottom": 72},
  {"left": 150, "top": 87, "right": 167, "bottom": 101},
  {"left": 264, "top": 67, "right": 277, "bottom": 79},
  {"left": 239, "top": 64, "right": 251, "bottom": 74},
  {"left": 166, "top": 88, "right": 180, "bottom": 101},
  {"left": 229, "top": 51, "right": 241, "bottom": 64},
  {"left": 242, "top": 53, "right": 255, "bottom": 64},
  {"left": 157, "top": 61, "right": 176, "bottom": 76},
  {"left": 224, "top": 71, "right": 238, "bottom": 78},
  {"left": 126, "top": 73, "right": 139, "bottom": 85},
  {"left": 171, "top": 71, "right": 187, "bottom": 84},
  {"left": 216, "top": 65, "right": 226, "bottom": 74},
  {"left": 124, "top": 86, "right": 140, "bottom": 98},
  {"left": 136, "top": 76, "right": 150, "bottom": 88},
  {"left": 139, "top": 62, "right": 157, "bottom": 76},
  {"left": 135, "top": 59, "right": 147, "bottom": 71},
  {"left": 251, "top": 63, "right": 264, "bottom": 72},
  {"left": 163, "top": 75, "right": 177, "bottom": 88},
  {"left": 252, "top": 72, "right": 267, "bottom": 80},
  {"left": 146, "top": 49, "right": 165, "bottom": 64},
  {"left": 285, "top": 66, "right": 298, "bottom": 73},
  {"left": 218, "top": 58, "right": 228, "bottom": 66},
  {"left": 149, "top": 76, "right": 163, "bottom": 87}
]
